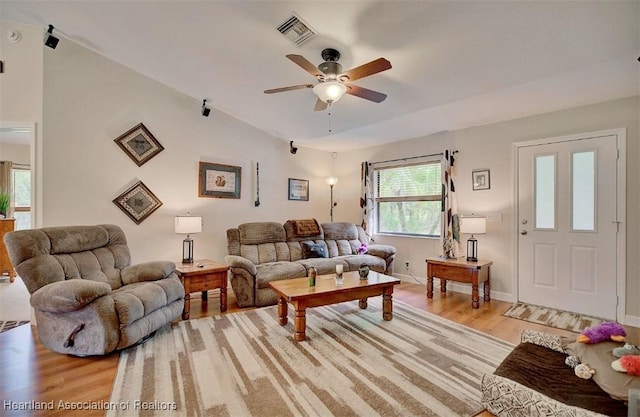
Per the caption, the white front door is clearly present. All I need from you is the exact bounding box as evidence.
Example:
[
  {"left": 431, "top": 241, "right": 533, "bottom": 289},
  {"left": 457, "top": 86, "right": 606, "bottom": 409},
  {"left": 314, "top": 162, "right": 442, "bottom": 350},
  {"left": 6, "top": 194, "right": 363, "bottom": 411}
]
[{"left": 517, "top": 133, "right": 620, "bottom": 319}]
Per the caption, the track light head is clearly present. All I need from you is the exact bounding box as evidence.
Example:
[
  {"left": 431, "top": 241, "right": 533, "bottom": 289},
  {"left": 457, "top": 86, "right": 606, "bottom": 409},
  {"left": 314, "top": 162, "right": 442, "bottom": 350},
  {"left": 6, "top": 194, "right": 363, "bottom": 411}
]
[
  {"left": 289, "top": 141, "right": 298, "bottom": 155},
  {"left": 201, "top": 99, "right": 210, "bottom": 117},
  {"left": 44, "top": 24, "right": 59, "bottom": 49}
]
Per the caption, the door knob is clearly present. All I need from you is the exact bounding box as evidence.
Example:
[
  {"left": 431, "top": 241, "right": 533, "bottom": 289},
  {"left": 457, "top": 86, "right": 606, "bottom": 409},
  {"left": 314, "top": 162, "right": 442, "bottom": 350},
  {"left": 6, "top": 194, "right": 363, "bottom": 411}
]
[{"left": 521, "top": 230, "right": 528, "bottom": 235}]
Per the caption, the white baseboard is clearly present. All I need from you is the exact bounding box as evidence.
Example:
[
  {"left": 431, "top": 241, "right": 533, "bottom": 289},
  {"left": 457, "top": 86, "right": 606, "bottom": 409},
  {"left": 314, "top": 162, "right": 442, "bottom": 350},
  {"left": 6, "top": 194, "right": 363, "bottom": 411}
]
[
  {"left": 622, "top": 314, "right": 640, "bottom": 328},
  {"left": 394, "top": 273, "right": 514, "bottom": 303}
]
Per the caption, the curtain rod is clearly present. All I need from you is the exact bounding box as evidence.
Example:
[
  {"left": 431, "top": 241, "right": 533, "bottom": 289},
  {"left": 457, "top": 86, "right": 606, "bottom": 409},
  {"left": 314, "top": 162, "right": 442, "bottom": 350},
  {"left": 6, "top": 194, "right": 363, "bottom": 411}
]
[{"left": 370, "top": 150, "right": 458, "bottom": 166}]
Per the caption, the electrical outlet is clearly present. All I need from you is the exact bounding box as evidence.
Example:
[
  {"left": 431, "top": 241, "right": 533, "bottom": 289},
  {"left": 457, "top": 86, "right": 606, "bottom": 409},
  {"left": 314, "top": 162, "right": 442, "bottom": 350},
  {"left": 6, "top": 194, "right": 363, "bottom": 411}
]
[{"left": 404, "top": 261, "right": 410, "bottom": 270}]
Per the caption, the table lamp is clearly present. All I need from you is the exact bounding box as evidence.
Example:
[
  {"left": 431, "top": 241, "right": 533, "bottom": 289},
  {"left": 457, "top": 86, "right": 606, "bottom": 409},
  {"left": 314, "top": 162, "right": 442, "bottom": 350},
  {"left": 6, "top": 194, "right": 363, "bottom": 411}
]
[
  {"left": 460, "top": 215, "right": 486, "bottom": 262},
  {"left": 175, "top": 214, "right": 202, "bottom": 263}
]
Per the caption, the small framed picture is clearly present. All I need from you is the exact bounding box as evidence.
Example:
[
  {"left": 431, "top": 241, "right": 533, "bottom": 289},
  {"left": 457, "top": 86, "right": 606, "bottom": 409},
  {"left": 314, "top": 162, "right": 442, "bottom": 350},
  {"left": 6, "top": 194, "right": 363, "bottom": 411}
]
[
  {"left": 199, "top": 162, "right": 241, "bottom": 199},
  {"left": 288, "top": 178, "right": 309, "bottom": 201},
  {"left": 472, "top": 169, "right": 490, "bottom": 191},
  {"left": 113, "top": 181, "right": 163, "bottom": 224},
  {"left": 114, "top": 123, "right": 164, "bottom": 167}
]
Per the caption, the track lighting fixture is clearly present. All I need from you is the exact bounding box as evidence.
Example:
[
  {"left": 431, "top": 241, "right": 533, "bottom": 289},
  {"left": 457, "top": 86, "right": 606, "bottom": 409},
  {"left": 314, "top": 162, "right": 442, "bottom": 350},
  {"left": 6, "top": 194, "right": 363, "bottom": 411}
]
[
  {"left": 289, "top": 141, "right": 298, "bottom": 155},
  {"left": 44, "top": 24, "right": 59, "bottom": 49},
  {"left": 201, "top": 99, "right": 211, "bottom": 117}
]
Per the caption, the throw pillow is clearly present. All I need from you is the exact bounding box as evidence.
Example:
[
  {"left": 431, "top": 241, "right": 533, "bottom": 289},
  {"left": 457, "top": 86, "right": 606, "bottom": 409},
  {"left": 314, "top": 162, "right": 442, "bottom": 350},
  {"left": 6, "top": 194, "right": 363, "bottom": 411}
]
[
  {"left": 302, "top": 242, "right": 327, "bottom": 259},
  {"left": 564, "top": 340, "right": 640, "bottom": 401}
]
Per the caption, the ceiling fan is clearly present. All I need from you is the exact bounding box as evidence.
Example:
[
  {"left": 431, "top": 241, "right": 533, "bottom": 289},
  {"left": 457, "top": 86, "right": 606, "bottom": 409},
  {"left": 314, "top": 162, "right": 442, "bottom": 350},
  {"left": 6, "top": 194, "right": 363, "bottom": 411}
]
[{"left": 264, "top": 48, "right": 392, "bottom": 111}]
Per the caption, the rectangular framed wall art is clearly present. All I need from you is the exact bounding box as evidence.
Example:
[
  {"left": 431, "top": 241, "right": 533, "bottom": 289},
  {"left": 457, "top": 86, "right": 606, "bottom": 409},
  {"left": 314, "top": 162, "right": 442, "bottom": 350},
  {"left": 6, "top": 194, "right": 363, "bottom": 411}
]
[
  {"left": 114, "top": 123, "right": 164, "bottom": 167},
  {"left": 113, "top": 181, "right": 163, "bottom": 224},
  {"left": 199, "top": 162, "right": 241, "bottom": 199},
  {"left": 472, "top": 169, "right": 490, "bottom": 191},
  {"left": 288, "top": 178, "right": 309, "bottom": 201}
]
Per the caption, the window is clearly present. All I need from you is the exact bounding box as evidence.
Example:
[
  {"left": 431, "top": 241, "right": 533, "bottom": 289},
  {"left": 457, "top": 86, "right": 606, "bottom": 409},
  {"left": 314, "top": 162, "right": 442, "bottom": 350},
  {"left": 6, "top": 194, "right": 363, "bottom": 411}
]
[
  {"left": 374, "top": 161, "right": 442, "bottom": 237},
  {"left": 11, "top": 167, "right": 31, "bottom": 230}
]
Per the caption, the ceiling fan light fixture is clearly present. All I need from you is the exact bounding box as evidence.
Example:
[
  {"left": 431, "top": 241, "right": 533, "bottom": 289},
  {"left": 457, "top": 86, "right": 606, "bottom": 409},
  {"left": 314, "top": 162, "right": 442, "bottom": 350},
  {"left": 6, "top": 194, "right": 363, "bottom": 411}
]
[{"left": 313, "top": 81, "right": 348, "bottom": 104}]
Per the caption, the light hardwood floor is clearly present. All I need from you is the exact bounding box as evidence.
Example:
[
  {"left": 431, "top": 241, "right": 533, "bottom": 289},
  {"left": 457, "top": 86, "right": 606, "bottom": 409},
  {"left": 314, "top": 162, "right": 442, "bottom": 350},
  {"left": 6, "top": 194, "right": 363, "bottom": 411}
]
[{"left": 1, "top": 282, "right": 637, "bottom": 417}]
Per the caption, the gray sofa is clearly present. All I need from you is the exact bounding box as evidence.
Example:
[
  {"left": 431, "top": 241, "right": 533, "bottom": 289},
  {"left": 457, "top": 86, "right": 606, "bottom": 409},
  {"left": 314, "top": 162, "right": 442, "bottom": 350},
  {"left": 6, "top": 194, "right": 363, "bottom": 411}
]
[
  {"left": 225, "top": 220, "right": 396, "bottom": 307},
  {"left": 3, "top": 224, "right": 185, "bottom": 356}
]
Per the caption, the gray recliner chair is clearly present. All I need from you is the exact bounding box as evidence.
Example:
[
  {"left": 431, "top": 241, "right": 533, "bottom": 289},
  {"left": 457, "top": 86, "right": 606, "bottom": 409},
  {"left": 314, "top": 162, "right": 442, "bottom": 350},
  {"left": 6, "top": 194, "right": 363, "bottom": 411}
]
[{"left": 3, "top": 224, "right": 184, "bottom": 356}]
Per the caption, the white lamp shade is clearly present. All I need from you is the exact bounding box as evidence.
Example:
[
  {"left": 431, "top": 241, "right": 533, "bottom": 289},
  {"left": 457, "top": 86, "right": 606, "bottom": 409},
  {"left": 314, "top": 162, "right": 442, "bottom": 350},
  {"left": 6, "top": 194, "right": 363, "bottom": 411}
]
[
  {"left": 460, "top": 216, "right": 486, "bottom": 235},
  {"left": 313, "top": 81, "right": 348, "bottom": 103},
  {"left": 325, "top": 177, "right": 338, "bottom": 186},
  {"left": 175, "top": 216, "right": 202, "bottom": 234}
]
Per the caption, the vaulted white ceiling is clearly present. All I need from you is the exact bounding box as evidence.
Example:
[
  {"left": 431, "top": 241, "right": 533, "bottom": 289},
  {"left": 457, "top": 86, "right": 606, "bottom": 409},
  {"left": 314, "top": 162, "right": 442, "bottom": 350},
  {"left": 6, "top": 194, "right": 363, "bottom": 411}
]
[{"left": 1, "top": 1, "right": 638, "bottom": 151}]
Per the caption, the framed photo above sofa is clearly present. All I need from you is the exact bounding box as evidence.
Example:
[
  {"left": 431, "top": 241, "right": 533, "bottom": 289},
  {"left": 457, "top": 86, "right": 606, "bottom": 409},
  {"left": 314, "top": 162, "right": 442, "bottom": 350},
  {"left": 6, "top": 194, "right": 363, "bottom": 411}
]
[
  {"left": 199, "top": 162, "right": 241, "bottom": 199},
  {"left": 288, "top": 178, "right": 309, "bottom": 201},
  {"left": 112, "top": 181, "right": 163, "bottom": 224},
  {"left": 114, "top": 123, "right": 164, "bottom": 167}
]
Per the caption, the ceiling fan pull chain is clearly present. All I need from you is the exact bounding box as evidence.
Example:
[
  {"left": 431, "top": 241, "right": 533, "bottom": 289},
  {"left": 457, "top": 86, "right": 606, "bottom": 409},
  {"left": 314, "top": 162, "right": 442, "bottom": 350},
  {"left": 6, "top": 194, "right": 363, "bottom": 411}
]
[{"left": 328, "top": 103, "right": 333, "bottom": 133}]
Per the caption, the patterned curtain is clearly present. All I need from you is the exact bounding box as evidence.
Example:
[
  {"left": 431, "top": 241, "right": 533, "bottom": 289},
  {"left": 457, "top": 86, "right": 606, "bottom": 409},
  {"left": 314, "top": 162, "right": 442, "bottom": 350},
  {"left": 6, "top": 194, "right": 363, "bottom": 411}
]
[
  {"left": 441, "top": 150, "right": 460, "bottom": 258},
  {"left": 360, "top": 161, "right": 374, "bottom": 241}
]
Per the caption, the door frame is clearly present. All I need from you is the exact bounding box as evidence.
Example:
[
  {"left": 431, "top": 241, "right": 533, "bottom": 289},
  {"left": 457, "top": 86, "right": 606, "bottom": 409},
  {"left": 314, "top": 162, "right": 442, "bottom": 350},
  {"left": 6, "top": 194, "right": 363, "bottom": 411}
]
[
  {"left": 0, "top": 122, "right": 40, "bottom": 229},
  {"left": 512, "top": 128, "right": 626, "bottom": 322}
]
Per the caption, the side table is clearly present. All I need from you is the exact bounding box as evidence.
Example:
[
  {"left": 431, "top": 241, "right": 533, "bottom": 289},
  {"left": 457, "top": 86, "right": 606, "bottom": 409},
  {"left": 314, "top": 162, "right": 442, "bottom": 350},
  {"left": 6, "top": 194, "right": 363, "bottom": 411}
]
[
  {"left": 425, "top": 257, "right": 492, "bottom": 309},
  {"left": 175, "top": 259, "right": 229, "bottom": 320}
]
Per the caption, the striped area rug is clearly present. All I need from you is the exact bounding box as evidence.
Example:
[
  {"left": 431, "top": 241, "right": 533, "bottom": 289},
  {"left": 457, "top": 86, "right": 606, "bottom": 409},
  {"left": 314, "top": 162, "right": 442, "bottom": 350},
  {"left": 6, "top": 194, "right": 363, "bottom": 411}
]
[
  {"left": 108, "top": 299, "right": 513, "bottom": 417},
  {"left": 502, "top": 302, "right": 604, "bottom": 333}
]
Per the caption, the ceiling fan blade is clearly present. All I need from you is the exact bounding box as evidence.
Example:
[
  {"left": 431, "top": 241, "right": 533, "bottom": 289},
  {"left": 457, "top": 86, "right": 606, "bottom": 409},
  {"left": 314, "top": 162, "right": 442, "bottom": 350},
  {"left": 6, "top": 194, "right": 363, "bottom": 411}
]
[
  {"left": 345, "top": 84, "right": 388, "bottom": 103},
  {"left": 341, "top": 58, "right": 392, "bottom": 82},
  {"left": 264, "top": 84, "right": 314, "bottom": 94},
  {"left": 314, "top": 98, "right": 328, "bottom": 112},
  {"left": 286, "top": 54, "right": 323, "bottom": 78}
]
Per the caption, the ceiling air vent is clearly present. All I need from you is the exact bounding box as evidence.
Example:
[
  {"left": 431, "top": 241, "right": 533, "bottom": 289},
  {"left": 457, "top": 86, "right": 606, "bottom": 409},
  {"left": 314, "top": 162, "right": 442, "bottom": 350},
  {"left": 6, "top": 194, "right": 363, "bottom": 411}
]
[{"left": 276, "top": 13, "right": 316, "bottom": 46}]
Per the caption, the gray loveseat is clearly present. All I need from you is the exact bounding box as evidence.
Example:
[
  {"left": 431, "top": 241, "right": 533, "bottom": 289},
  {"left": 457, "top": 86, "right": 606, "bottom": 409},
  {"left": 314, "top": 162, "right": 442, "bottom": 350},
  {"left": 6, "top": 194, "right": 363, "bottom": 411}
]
[
  {"left": 4, "top": 224, "right": 185, "bottom": 356},
  {"left": 225, "top": 220, "right": 396, "bottom": 307}
]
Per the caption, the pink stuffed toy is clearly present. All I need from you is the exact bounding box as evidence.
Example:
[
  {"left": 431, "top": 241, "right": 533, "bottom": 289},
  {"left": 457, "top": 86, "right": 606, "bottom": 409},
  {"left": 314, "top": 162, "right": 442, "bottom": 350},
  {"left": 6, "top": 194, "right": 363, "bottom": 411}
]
[
  {"left": 576, "top": 321, "right": 626, "bottom": 344},
  {"left": 611, "top": 355, "right": 640, "bottom": 376}
]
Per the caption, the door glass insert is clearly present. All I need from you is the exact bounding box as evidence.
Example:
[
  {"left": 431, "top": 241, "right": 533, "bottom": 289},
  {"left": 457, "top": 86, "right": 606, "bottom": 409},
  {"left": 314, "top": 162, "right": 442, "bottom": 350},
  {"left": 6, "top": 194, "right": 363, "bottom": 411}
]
[
  {"left": 535, "top": 154, "right": 555, "bottom": 229},
  {"left": 572, "top": 151, "right": 595, "bottom": 231}
]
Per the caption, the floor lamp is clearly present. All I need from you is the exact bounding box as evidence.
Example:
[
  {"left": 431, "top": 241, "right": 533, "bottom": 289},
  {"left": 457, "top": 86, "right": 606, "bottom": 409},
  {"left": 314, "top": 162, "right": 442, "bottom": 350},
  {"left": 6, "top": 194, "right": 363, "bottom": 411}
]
[{"left": 325, "top": 177, "right": 338, "bottom": 222}]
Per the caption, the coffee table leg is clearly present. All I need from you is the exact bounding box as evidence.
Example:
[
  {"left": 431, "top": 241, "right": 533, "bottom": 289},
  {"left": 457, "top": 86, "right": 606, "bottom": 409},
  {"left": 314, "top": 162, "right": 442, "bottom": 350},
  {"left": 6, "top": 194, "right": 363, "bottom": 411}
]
[
  {"left": 294, "top": 307, "right": 306, "bottom": 341},
  {"left": 382, "top": 291, "right": 393, "bottom": 321},
  {"left": 359, "top": 298, "right": 368, "bottom": 309},
  {"left": 427, "top": 276, "right": 433, "bottom": 298},
  {"left": 277, "top": 297, "right": 288, "bottom": 325}
]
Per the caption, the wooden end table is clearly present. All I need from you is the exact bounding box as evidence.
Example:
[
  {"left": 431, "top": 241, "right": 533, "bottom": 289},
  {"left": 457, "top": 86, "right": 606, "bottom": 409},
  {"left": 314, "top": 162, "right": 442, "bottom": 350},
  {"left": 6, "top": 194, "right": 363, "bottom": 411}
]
[
  {"left": 175, "top": 259, "right": 228, "bottom": 319},
  {"left": 425, "top": 257, "right": 492, "bottom": 309},
  {"left": 268, "top": 271, "right": 401, "bottom": 341}
]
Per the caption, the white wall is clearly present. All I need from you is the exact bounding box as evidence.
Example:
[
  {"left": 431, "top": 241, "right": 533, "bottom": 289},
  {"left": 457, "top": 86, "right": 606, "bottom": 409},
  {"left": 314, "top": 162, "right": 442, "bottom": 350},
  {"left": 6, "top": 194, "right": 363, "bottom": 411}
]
[
  {"left": 0, "top": 21, "right": 42, "bottom": 124},
  {"left": 337, "top": 96, "right": 640, "bottom": 318},
  {"left": 40, "top": 33, "right": 334, "bottom": 264},
  {"left": 0, "top": 143, "right": 29, "bottom": 165}
]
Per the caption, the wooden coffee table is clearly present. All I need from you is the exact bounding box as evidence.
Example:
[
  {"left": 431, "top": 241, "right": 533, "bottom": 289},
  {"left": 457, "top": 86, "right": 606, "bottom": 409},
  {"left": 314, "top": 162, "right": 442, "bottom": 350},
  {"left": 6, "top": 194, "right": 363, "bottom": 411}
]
[
  {"left": 175, "top": 259, "right": 228, "bottom": 319},
  {"left": 268, "top": 270, "right": 401, "bottom": 341}
]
